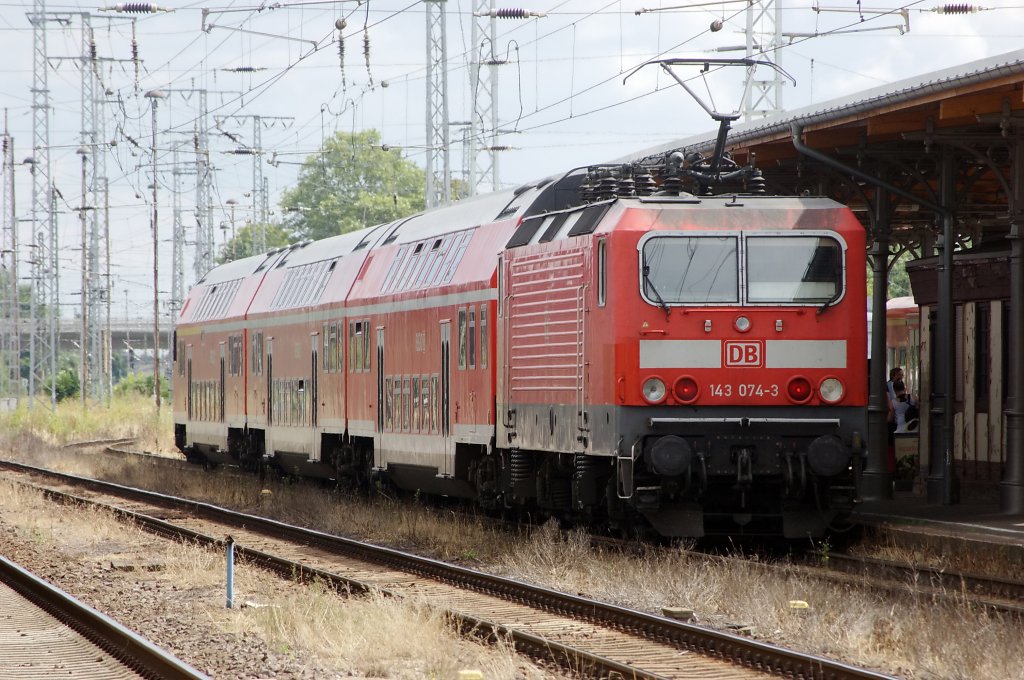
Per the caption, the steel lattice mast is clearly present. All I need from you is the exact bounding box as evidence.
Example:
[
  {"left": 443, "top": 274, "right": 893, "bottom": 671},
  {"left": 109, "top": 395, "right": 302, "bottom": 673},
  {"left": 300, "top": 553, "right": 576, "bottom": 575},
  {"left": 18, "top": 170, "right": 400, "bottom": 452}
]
[
  {"left": 78, "top": 14, "right": 108, "bottom": 403},
  {"left": 469, "top": 0, "right": 499, "bottom": 195},
  {"left": 194, "top": 88, "right": 215, "bottom": 280},
  {"left": 424, "top": 0, "right": 450, "bottom": 208},
  {"left": 28, "top": 0, "right": 57, "bottom": 409},
  {"left": 1, "top": 118, "right": 19, "bottom": 408},
  {"left": 171, "top": 144, "right": 185, "bottom": 320},
  {"left": 743, "top": 0, "right": 785, "bottom": 120},
  {"left": 216, "top": 113, "right": 290, "bottom": 255}
]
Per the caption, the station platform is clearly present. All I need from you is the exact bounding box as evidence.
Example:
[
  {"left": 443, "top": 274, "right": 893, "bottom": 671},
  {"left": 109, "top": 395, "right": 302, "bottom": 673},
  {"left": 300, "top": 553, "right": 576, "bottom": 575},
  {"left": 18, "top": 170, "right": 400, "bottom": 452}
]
[{"left": 854, "top": 490, "right": 1024, "bottom": 555}]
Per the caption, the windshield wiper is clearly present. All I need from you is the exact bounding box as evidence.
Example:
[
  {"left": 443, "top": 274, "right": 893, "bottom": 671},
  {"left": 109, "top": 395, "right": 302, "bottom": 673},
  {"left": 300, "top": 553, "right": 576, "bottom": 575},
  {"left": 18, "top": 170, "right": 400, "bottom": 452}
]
[
  {"left": 642, "top": 265, "right": 671, "bottom": 319},
  {"left": 817, "top": 287, "right": 842, "bottom": 315}
]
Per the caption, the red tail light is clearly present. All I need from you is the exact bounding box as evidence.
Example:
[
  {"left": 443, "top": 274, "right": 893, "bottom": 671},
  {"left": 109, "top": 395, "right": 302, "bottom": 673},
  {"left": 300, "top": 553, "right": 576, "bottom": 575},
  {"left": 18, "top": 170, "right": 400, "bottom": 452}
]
[
  {"left": 787, "top": 376, "right": 812, "bottom": 403},
  {"left": 674, "top": 376, "right": 699, "bottom": 403}
]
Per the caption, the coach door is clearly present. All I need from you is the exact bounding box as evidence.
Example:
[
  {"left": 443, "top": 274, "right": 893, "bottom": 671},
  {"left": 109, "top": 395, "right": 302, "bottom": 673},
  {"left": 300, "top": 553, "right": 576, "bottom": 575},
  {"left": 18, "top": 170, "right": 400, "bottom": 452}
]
[
  {"left": 219, "top": 342, "right": 226, "bottom": 422},
  {"left": 439, "top": 320, "right": 453, "bottom": 477},
  {"left": 266, "top": 338, "right": 273, "bottom": 426},
  {"left": 310, "top": 333, "right": 320, "bottom": 460},
  {"left": 186, "top": 345, "right": 193, "bottom": 421},
  {"left": 376, "top": 327, "right": 385, "bottom": 431}
]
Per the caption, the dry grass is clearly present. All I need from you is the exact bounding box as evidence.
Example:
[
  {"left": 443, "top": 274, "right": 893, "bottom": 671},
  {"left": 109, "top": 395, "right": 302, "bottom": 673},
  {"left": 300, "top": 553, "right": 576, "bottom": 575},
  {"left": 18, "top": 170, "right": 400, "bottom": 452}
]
[
  {"left": 0, "top": 395, "right": 176, "bottom": 454},
  {"left": 492, "top": 522, "right": 1024, "bottom": 679},
  {"left": 0, "top": 478, "right": 553, "bottom": 679},
  {"left": 3, "top": 410, "right": 1024, "bottom": 678}
]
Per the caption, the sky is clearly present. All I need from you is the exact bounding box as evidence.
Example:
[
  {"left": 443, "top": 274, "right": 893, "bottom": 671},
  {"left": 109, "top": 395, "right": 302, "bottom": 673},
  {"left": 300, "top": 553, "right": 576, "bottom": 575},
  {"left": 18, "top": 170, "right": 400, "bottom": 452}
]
[{"left": 0, "top": 0, "right": 1023, "bottom": 323}]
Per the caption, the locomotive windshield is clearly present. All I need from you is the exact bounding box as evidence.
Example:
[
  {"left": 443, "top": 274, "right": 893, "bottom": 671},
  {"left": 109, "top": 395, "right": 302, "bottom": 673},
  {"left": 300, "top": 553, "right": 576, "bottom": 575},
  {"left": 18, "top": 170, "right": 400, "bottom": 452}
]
[
  {"left": 641, "top": 236, "right": 738, "bottom": 303},
  {"left": 746, "top": 236, "right": 841, "bottom": 304},
  {"left": 640, "top": 234, "right": 842, "bottom": 306}
]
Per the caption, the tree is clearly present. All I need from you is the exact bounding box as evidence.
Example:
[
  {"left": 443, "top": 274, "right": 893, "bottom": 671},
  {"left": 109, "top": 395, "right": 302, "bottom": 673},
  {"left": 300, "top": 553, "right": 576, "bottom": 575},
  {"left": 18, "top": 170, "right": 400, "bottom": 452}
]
[
  {"left": 866, "top": 249, "right": 915, "bottom": 300},
  {"left": 218, "top": 222, "right": 293, "bottom": 265},
  {"left": 280, "top": 129, "right": 426, "bottom": 241}
]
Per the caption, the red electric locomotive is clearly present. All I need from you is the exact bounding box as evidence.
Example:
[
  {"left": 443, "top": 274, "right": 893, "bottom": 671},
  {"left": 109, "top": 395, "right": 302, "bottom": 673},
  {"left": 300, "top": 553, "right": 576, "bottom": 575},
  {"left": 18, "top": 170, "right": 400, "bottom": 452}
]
[
  {"left": 496, "top": 186, "right": 866, "bottom": 537},
  {"left": 173, "top": 61, "right": 866, "bottom": 538}
]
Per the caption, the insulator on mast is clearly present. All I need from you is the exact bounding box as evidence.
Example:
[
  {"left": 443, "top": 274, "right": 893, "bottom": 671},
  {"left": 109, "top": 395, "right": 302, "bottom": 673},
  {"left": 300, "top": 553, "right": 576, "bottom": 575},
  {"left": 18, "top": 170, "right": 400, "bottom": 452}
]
[
  {"left": 930, "top": 3, "right": 986, "bottom": 12},
  {"left": 363, "top": 29, "right": 372, "bottom": 86},
  {"left": 100, "top": 3, "right": 170, "bottom": 13},
  {"left": 473, "top": 8, "right": 546, "bottom": 18}
]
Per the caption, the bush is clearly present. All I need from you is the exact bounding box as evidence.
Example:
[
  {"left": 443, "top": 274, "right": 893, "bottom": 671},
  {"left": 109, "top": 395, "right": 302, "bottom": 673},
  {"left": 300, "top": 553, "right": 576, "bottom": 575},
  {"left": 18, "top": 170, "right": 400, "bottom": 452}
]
[
  {"left": 53, "top": 368, "right": 79, "bottom": 402},
  {"left": 114, "top": 373, "right": 170, "bottom": 401}
]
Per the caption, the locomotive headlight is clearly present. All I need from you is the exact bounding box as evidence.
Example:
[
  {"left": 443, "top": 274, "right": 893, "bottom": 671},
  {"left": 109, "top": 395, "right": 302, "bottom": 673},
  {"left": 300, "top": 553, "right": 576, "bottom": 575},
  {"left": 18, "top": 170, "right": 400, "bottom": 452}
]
[
  {"left": 734, "top": 315, "right": 751, "bottom": 332},
  {"left": 818, "top": 377, "right": 845, "bottom": 404},
  {"left": 642, "top": 377, "right": 667, "bottom": 404}
]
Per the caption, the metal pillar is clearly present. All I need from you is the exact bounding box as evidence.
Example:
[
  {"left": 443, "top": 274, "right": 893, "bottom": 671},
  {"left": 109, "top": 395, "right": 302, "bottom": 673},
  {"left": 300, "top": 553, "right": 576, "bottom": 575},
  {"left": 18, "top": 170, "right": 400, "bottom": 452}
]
[
  {"left": 103, "top": 178, "right": 111, "bottom": 406},
  {"left": 194, "top": 88, "right": 215, "bottom": 279},
  {"left": 862, "top": 188, "right": 893, "bottom": 500},
  {"left": 1, "top": 123, "right": 19, "bottom": 407},
  {"left": 1002, "top": 127, "right": 1024, "bottom": 514},
  {"left": 78, "top": 149, "right": 88, "bottom": 406},
  {"left": 469, "top": 0, "right": 499, "bottom": 195},
  {"left": 424, "top": 0, "right": 451, "bottom": 208},
  {"left": 28, "top": 0, "right": 57, "bottom": 409},
  {"left": 147, "top": 94, "right": 162, "bottom": 412},
  {"left": 251, "top": 116, "right": 265, "bottom": 253},
  {"left": 743, "top": 0, "right": 785, "bottom": 120},
  {"left": 171, "top": 145, "right": 184, "bottom": 321},
  {"left": 79, "top": 15, "right": 105, "bottom": 404},
  {"left": 927, "top": 149, "right": 958, "bottom": 505}
]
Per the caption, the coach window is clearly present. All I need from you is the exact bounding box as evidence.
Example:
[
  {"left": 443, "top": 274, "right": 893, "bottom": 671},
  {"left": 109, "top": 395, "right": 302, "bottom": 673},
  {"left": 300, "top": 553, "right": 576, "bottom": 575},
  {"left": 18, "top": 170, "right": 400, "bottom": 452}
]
[
  {"left": 362, "top": 318, "right": 371, "bottom": 370},
  {"left": 745, "top": 236, "right": 841, "bottom": 304},
  {"left": 458, "top": 308, "right": 467, "bottom": 369},
  {"left": 412, "top": 376, "right": 421, "bottom": 432},
  {"left": 479, "top": 306, "right": 487, "bottom": 369},
  {"left": 402, "top": 377, "right": 412, "bottom": 431},
  {"left": 468, "top": 308, "right": 476, "bottom": 369},
  {"left": 641, "top": 235, "right": 738, "bottom": 304},
  {"left": 392, "top": 378, "right": 402, "bottom": 432},
  {"left": 385, "top": 377, "right": 393, "bottom": 430},
  {"left": 497, "top": 256, "right": 503, "bottom": 317},
  {"left": 420, "top": 377, "right": 430, "bottom": 431},
  {"left": 251, "top": 332, "right": 263, "bottom": 375},
  {"left": 430, "top": 375, "right": 439, "bottom": 433},
  {"left": 323, "top": 324, "right": 330, "bottom": 371},
  {"left": 350, "top": 321, "right": 365, "bottom": 372},
  {"left": 598, "top": 239, "right": 607, "bottom": 307}
]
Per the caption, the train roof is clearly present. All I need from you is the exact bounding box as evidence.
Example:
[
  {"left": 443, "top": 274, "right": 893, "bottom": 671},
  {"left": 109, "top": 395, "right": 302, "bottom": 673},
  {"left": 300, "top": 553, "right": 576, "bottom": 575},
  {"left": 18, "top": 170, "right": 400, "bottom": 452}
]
[
  {"left": 374, "top": 187, "right": 531, "bottom": 248},
  {"left": 194, "top": 250, "right": 283, "bottom": 286}
]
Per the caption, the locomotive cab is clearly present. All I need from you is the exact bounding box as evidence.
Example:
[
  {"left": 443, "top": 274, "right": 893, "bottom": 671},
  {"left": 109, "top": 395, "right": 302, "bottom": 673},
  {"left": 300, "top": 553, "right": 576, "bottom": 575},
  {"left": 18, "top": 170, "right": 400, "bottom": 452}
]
[{"left": 498, "top": 192, "right": 867, "bottom": 538}]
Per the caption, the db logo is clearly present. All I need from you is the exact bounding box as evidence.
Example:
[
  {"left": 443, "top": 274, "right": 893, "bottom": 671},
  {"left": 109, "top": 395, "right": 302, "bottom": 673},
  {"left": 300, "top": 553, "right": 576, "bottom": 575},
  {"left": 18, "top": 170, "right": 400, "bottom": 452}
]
[{"left": 725, "top": 341, "right": 763, "bottom": 367}]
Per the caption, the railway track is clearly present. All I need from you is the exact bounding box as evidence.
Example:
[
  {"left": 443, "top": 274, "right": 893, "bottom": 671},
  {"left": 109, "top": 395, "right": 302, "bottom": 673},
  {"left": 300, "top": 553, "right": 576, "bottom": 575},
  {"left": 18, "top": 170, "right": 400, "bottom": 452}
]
[
  {"left": 0, "top": 458, "right": 894, "bottom": 680},
  {"left": 0, "top": 553, "right": 208, "bottom": 680},
  {"left": 67, "top": 445, "right": 1024, "bottom": 619}
]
